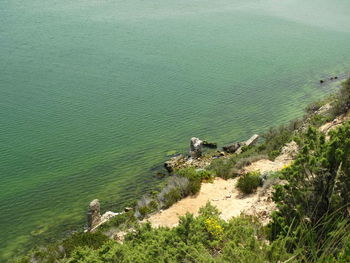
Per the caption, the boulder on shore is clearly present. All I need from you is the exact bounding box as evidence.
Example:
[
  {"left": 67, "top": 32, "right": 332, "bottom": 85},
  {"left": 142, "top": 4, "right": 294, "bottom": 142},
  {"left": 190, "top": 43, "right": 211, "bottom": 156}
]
[
  {"left": 202, "top": 140, "right": 217, "bottom": 149},
  {"left": 164, "top": 154, "right": 186, "bottom": 173},
  {"left": 87, "top": 199, "right": 121, "bottom": 232},
  {"left": 87, "top": 199, "right": 101, "bottom": 231},
  {"left": 223, "top": 142, "right": 242, "bottom": 153},
  {"left": 190, "top": 137, "right": 203, "bottom": 158}
]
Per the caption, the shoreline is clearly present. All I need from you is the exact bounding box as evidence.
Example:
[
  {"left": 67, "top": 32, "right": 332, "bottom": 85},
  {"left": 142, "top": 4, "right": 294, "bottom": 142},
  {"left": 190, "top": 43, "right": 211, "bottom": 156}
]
[
  {"left": 8, "top": 75, "right": 350, "bottom": 262},
  {"left": 88, "top": 76, "right": 349, "bottom": 233}
]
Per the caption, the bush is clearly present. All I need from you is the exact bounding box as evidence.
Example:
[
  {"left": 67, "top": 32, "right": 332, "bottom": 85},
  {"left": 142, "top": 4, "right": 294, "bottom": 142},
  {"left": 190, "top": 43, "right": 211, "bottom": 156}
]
[
  {"left": 235, "top": 154, "right": 268, "bottom": 169},
  {"left": 97, "top": 211, "right": 137, "bottom": 233},
  {"left": 269, "top": 123, "right": 350, "bottom": 261},
  {"left": 162, "top": 187, "right": 183, "bottom": 208},
  {"left": 135, "top": 196, "right": 159, "bottom": 218},
  {"left": 260, "top": 124, "right": 295, "bottom": 160},
  {"left": 209, "top": 158, "right": 239, "bottom": 179},
  {"left": 236, "top": 171, "right": 262, "bottom": 194},
  {"left": 62, "top": 232, "right": 109, "bottom": 256},
  {"left": 209, "top": 147, "right": 265, "bottom": 179},
  {"left": 157, "top": 175, "right": 189, "bottom": 208},
  {"left": 331, "top": 78, "right": 350, "bottom": 117},
  {"left": 176, "top": 167, "right": 213, "bottom": 195}
]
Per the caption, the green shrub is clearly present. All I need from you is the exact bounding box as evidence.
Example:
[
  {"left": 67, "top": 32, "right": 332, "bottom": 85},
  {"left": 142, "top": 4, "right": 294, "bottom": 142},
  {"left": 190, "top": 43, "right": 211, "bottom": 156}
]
[
  {"left": 162, "top": 187, "right": 183, "bottom": 208},
  {"left": 176, "top": 167, "right": 213, "bottom": 195},
  {"left": 209, "top": 158, "right": 239, "bottom": 179},
  {"left": 135, "top": 196, "right": 159, "bottom": 218},
  {"left": 235, "top": 154, "right": 268, "bottom": 169},
  {"left": 269, "top": 123, "right": 350, "bottom": 261},
  {"left": 331, "top": 78, "right": 350, "bottom": 117},
  {"left": 62, "top": 232, "right": 109, "bottom": 256},
  {"left": 236, "top": 171, "right": 261, "bottom": 194},
  {"left": 208, "top": 147, "right": 265, "bottom": 179},
  {"left": 97, "top": 211, "right": 137, "bottom": 232}
]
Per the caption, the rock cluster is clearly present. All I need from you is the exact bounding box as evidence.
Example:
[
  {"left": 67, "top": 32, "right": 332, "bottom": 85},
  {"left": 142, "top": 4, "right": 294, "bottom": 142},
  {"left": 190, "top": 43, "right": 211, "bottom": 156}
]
[
  {"left": 164, "top": 134, "right": 259, "bottom": 173},
  {"left": 223, "top": 134, "right": 259, "bottom": 154},
  {"left": 87, "top": 199, "right": 122, "bottom": 232}
]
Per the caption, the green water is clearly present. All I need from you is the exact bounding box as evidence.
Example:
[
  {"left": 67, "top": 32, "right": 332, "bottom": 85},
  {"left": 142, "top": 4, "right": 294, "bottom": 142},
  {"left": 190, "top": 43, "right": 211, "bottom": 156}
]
[{"left": 1, "top": 0, "right": 350, "bottom": 260}]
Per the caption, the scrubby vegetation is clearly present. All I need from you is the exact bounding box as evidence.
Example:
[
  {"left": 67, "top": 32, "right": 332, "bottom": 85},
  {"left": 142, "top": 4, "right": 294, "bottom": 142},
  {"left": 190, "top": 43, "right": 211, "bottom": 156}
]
[
  {"left": 270, "top": 123, "right": 350, "bottom": 261},
  {"left": 236, "top": 171, "right": 261, "bottom": 194},
  {"left": 134, "top": 168, "right": 213, "bottom": 218},
  {"left": 331, "top": 78, "right": 350, "bottom": 117},
  {"left": 209, "top": 147, "right": 267, "bottom": 179},
  {"left": 15, "top": 78, "right": 350, "bottom": 262}
]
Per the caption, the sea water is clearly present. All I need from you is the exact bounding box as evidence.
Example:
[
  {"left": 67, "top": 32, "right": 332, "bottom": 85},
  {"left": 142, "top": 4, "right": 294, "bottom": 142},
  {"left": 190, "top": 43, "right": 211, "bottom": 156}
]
[{"left": 1, "top": 0, "right": 350, "bottom": 260}]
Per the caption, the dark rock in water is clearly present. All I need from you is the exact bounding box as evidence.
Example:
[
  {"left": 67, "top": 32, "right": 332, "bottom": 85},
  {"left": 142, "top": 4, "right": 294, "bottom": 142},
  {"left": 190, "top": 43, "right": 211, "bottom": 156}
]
[
  {"left": 190, "top": 137, "right": 203, "bottom": 158},
  {"left": 164, "top": 154, "right": 186, "bottom": 173},
  {"left": 330, "top": 77, "right": 334, "bottom": 80},
  {"left": 87, "top": 199, "right": 101, "bottom": 231},
  {"left": 335, "top": 76, "right": 338, "bottom": 79},
  {"left": 202, "top": 140, "right": 217, "bottom": 149},
  {"left": 223, "top": 142, "right": 242, "bottom": 153},
  {"left": 320, "top": 80, "right": 324, "bottom": 84}
]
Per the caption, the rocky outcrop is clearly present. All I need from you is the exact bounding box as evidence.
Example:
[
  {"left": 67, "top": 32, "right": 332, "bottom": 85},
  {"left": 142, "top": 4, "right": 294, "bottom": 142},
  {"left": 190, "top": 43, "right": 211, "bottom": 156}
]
[
  {"left": 164, "top": 154, "right": 186, "bottom": 173},
  {"left": 190, "top": 137, "right": 203, "bottom": 158},
  {"left": 87, "top": 199, "right": 121, "bottom": 232},
  {"left": 87, "top": 199, "right": 101, "bottom": 231},
  {"left": 202, "top": 141, "right": 217, "bottom": 149}
]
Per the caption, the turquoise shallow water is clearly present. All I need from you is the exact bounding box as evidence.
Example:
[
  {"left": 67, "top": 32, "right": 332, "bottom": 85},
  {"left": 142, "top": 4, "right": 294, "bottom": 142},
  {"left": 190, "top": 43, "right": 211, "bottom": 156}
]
[{"left": 1, "top": 0, "right": 350, "bottom": 260}]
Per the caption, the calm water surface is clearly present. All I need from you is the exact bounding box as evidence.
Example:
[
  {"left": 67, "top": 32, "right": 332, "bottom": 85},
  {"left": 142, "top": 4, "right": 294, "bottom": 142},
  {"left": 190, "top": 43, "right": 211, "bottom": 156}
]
[{"left": 1, "top": 0, "right": 350, "bottom": 260}]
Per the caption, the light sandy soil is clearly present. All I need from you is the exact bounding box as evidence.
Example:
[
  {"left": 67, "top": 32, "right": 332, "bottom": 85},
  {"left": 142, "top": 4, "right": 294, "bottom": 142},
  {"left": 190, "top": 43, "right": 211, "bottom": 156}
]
[
  {"left": 146, "top": 177, "right": 276, "bottom": 227},
  {"left": 145, "top": 142, "right": 299, "bottom": 228}
]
